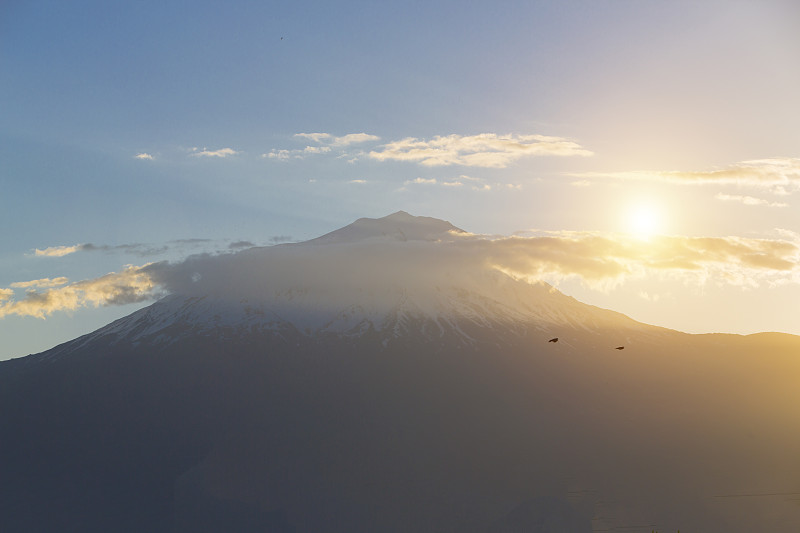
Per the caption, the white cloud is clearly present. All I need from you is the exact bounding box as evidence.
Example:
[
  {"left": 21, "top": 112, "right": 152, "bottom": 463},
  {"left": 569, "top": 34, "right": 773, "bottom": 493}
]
[
  {"left": 348, "top": 179, "right": 367, "bottom": 184},
  {"left": 328, "top": 133, "right": 380, "bottom": 147},
  {"left": 369, "top": 133, "right": 592, "bottom": 168},
  {"left": 265, "top": 149, "right": 291, "bottom": 160},
  {"left": 134, "top": 153, "right": 154, "bottom": 160},
  {"left": 571, "top": 180, "right": 591, "bottom": 187},
  {"left": 191, "top": 147, "right": 240, "bottom": 158},
  {"left": 715, "top": 193, "right": 788, "bottom": 207},
  {"left": 294, "top": 133, "right": 331, "bottom": 143},
  {"left": 303, "top": 146, "right": 332, "bottom": 154}
]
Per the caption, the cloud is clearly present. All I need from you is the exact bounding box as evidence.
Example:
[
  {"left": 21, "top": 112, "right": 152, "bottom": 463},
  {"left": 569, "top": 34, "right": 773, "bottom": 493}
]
[
  {"left": 135, "top": 153, "right": 154, "bottom": 160},
  {"left": 191, "top": 147, "right": 240, "bottom": 158},
  {"left": 265, "top": 149, "right": 291, "bottom": 160},
  {"left": 293, "top": 133, "right": 331, "bottom": 144},
  {"left": 329, "top": 133, "right": 381, "bottom": 147},
  {"left": 265, "top": 133, "right": 380, "bottom": 161},
  {"left": 6, "top": 226, "right": 798, "bottom": 320},
  {"left": 573, "top": 158, "right": 800, "bottom": 194},
  {"left": 402, "top": 175, "right": 502, "bottom": 191},
  {"left": 0, "top": 265, "right": 161, "bottom": 319},
  {"left": 571, "top": 180, "right": 591, "bottom": 187},
  {"left": 369, "top": 133, "right": 592, "bottom": 168},
  {"left": 303, "top": 146, "right": 332, "bottom": 154},
  {"left": 229, "top": 241, "right": 255, "bottom": 250},
  {"left": 348, "top": 179, "right": 368, "bottom": 184},
  {"left": 294, "top": 132, "right": 380, "bottom": 147},
  {"left": 476, "top": 231, "right": 800, "bottom": 290},
  {"left": 34, "top": 245, "right": 84, "bottom": 257},
  {"left": 715, "top": 193, "right": 788, "bottom": 207},
  {"left": 408, "top": 177, "right": 437, "bottom": 185},
  {"left": 31, "top": 240, "right": 218, "bottom": 260},
  {"left": 10, "top": 277, "right": 69, "bottom": 289}
]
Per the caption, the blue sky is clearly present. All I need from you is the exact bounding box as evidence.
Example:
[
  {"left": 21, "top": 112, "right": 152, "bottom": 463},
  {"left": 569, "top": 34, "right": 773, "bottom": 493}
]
[{"left": 2, "top": 0, "right": 800, "bottom": 359}]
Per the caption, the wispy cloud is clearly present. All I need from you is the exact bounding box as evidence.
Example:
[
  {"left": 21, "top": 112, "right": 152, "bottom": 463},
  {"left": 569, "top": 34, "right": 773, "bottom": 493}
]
[
  {"left": 408, "top": 177, "right": 437, "bottom": 185},
  {"left": 10, "top": 277, "right": 69, "bottom": 289},
  {"left": 370, "top": 133, "right": 592, "bottom": 168},
  {"left": 265, "top": 132, "right": 380, "bottom": 161},
  {"left": 32, "top": 240, "right": 214, "bottom": 259},
  {"left": 191, "top": 147, "right": 240, "bottom": 158},
  {"left": 715, "top": 193, "right": 788, "bottom": 207},
  {"left": 34, "top": 245, "right": 84, "bottom": 257},
  {"left": 294, "top": 132, "right": 380, "bottom": 147},
  {"left": 573, "top": 158, "right": 800, "bottom": 194},
  {"left": 348, "top": 179, "right": 368, "bottom": 184},
  {"left": 402, "top": 175, "right": 513, "bottom": 191},
  {"left": 134, "top": 153, "right": 154, "bottom": 160}
]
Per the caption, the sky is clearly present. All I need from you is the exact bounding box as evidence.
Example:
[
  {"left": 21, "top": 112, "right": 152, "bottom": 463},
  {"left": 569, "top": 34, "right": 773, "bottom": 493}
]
[{"left": 2, "top": 0, "right": 800, "bottom": 360}]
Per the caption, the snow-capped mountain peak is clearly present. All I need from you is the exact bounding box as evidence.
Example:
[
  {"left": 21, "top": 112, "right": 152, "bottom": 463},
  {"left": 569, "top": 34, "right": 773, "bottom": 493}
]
[{"left": 307, "top": 211, "right": 465, "bottom": 244}]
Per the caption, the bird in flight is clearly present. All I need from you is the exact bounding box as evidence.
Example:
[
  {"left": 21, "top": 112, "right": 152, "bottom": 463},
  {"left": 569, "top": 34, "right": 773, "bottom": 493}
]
[
  {"left": 615, "top": 346, "right": 624, "bottom": 350},
  {"left": 548, "top": 338, "right": 558, "bottom": 343}
]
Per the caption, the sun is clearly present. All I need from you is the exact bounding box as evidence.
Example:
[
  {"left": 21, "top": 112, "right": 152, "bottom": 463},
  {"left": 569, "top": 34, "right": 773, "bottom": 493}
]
[{"left": 627, "top": 204, "right": 661, "bottom": 237}]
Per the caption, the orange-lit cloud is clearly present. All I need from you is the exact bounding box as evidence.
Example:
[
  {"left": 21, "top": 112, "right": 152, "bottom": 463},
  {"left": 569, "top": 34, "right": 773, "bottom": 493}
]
[
  {"left": 473, "top": 231, "right": 800, "bottom": 290},
  {"left": 134, "top": 152, "right": 154, "bottom": 160},
  {"left": 34, "top": 245, "right": 83, "bottom": 257},
  {"left": 369, "top": 133, "right": 592, "bottom": 168},
  {"left": 0, "top": 265, "right": 160, "bottom": 319},
  {"left": 10, "top": 277, "right": 69, "bottom": 289},
  {"left": 573, "top": 158, "right": 800, "bottom": 193}
]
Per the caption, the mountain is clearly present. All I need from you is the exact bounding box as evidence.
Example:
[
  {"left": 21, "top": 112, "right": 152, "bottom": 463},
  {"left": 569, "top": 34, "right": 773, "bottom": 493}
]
[
  {"left": 306, "top": 210, "right": 465, "bottom": 244},
  {"left": 2, "top": 212, "right": 799, "bottom": 533}
]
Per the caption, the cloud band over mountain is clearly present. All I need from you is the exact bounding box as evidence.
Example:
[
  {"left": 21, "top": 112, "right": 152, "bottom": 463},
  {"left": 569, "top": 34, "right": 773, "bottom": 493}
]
[{"left": 3, "top": 229, "right": 799, "bottom": 319}]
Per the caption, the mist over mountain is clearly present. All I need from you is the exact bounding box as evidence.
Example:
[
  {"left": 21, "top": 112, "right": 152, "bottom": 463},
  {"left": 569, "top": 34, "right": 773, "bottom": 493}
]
[{"left": 2, "top": 212, "right": 799, "bottom": 532}]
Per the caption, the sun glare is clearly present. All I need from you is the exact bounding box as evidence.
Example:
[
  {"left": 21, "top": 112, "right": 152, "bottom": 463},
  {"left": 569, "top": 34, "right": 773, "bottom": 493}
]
[{"left": 627, "top": 204, "right": 661, "bottom": 237}]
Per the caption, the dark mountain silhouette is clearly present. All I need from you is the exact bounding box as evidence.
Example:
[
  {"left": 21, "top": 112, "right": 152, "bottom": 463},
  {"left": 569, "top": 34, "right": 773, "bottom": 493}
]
[{"left": 2, "top": 212, "right": 799, "bottom": 533}]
